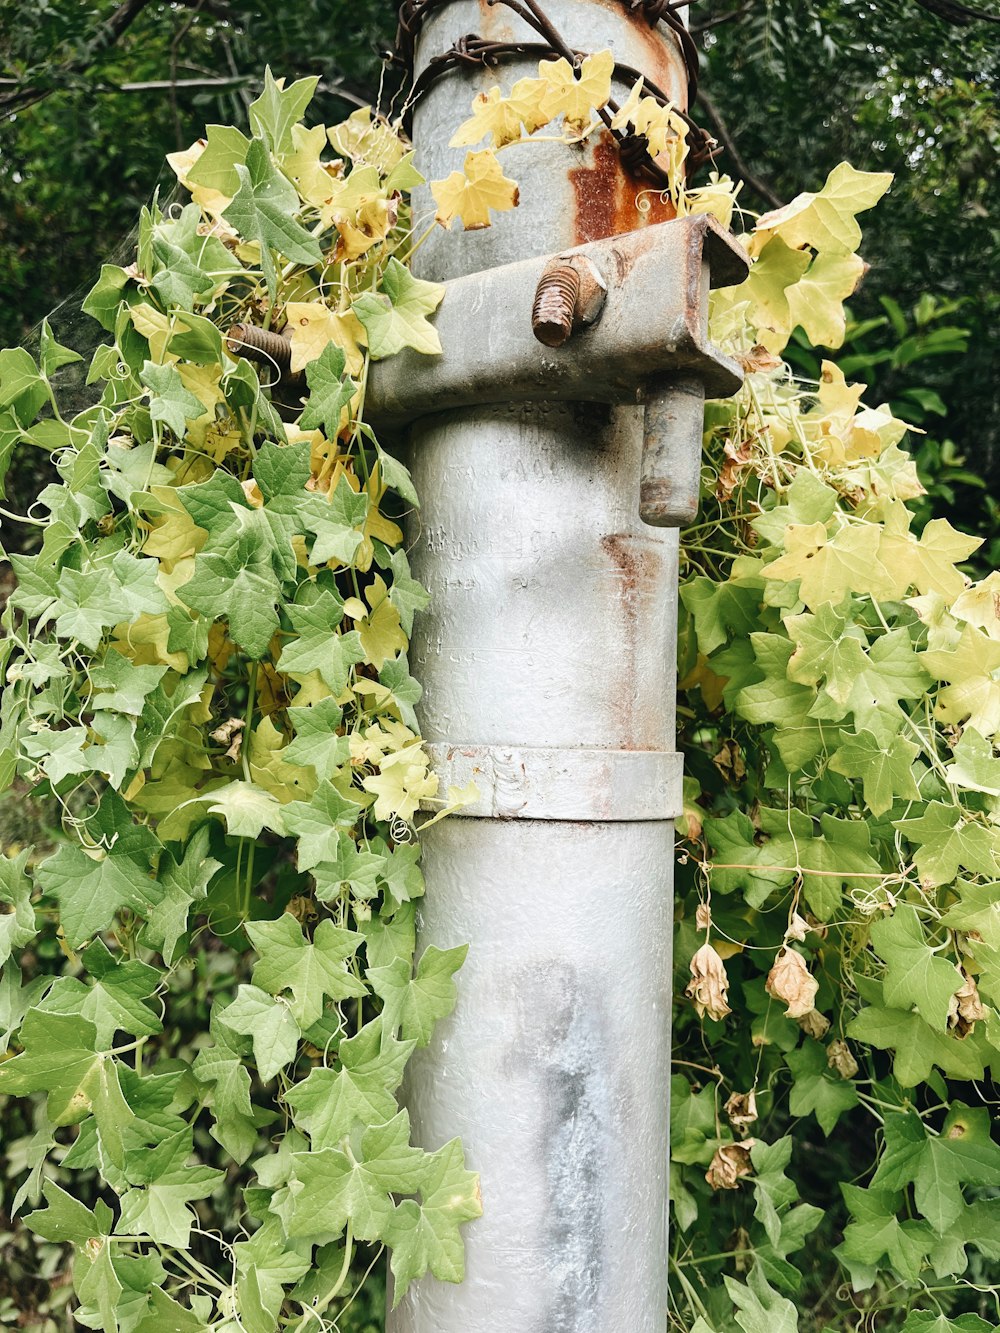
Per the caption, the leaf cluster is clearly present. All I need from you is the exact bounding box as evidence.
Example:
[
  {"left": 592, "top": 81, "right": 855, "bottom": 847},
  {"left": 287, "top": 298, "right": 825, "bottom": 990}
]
[
  {"left": 0, "top": 75, "right": 477, "bottom": 1330},
  {"left": 670, "top": 158, "right": 1000, "bottom": 1331}
]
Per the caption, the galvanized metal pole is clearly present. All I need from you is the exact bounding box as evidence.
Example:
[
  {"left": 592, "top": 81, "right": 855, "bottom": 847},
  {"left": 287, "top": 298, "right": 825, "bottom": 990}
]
[{"left": 389, "top": 6, "right": 694, "bottom": 1329}]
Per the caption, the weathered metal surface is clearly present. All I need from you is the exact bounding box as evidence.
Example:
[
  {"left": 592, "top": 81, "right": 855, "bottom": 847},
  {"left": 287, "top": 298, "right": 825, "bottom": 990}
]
[
  {"left": 365, "top": 214, "right": 747, "bottom": 429},
  {"left": 406, "top": 403, "right": 678, "bottom": 753},
  {"left": 398, "top": 816, "right": 674, "bottom": 1333},
  {"left": 409, "top": 0, "right": 688, "bottom": 280},
  {"left": 424, "top": 743, "right": 684, "bottom": 820},
  {"left": 388, "top": 3, "right": 694, "bottom": 1328}
]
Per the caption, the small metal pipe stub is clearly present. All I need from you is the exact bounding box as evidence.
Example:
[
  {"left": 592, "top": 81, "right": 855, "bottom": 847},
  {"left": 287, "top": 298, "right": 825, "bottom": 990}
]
[
  {"left": 531, "top": 253, "right": 608, "bottom": 347},
  {"left": 639, "top": 373, "right": 706, "bottom": 527}
]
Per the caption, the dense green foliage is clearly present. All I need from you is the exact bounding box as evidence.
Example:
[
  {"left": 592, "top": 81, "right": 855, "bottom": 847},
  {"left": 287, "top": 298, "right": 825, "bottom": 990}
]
[
  {"left": 0, "top": 76, "right": 481, "bottom": 1329},
  {"left": 1, "top": 4, "right": 999, "bottom": 1330}
]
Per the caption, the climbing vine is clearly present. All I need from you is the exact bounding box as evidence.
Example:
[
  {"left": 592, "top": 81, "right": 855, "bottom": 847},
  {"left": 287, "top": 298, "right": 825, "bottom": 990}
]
[
  {"left": 1, "top": 41, "right": 999, "bottom": 1333},
  {"left": 0, "top": 71, "right": 480, "bottom": 1330}
]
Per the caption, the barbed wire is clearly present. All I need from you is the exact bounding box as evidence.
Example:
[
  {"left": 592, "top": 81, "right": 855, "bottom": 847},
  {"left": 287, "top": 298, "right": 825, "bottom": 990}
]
[{"left": 389, "top": 0, "right": 715, "bottom": 182}]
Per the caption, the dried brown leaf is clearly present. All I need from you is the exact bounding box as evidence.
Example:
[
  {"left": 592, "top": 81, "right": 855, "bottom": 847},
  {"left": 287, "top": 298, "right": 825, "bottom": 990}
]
[
  {"left": 765, "top": 946, "right": 819, "bottom": 1019},
  {"left": 686, "top": 942, "right": 732, "bottom": 1022},
  {"left": 705, "top": 1141, "right": 755, "bottom": 1191},
  {"left": 827, "top": 1038, "right": 859, "bottom": 1079},
  {"left": 725, "top": 1089, "right": 758, "bottom": 1136}
]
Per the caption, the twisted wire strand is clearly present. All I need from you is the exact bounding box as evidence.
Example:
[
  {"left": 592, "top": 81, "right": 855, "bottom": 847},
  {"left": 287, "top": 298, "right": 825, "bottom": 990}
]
[{"left": 390, "top": 0, "right": 712, "bottom": 181}]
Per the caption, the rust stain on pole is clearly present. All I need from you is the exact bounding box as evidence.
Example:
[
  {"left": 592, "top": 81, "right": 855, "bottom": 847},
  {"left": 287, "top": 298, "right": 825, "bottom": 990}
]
[{"left": 568, "top": 135, "right": 675, "bottom": 246}]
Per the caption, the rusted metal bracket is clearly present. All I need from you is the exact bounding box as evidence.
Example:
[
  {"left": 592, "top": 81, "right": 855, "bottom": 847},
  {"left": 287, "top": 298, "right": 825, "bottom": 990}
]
[
  {"left": 367, "top": 211, "right": 748, "bottom": 527},
  {"left": 366, "top": 212, "right": 747, "bottom": 428}
]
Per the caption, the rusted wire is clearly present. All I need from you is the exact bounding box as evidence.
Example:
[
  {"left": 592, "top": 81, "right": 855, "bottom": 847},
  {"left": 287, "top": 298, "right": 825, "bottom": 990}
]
[{"left": 392, "top": 0, "right": 713, "bottom": 183}]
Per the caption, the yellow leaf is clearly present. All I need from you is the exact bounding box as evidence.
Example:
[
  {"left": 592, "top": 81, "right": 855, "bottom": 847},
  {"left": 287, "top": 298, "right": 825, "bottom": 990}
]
[
  {"left": 334, "top": 193, "right": 398, "bottom": 260},
  {"left": 784, "top": 249, "right": 866, "bottom": 349},
  {"left": 953, "top": 573, "right": 1000, "bottom": 641},
  {"left": 537, "top": 50, "right": 614, "bottom": 134},
  {"left": 281, "top": 122, "right": 338, "bottom": 208},
  {"left": 110, "top": 614, "right": 189, "bottom": 673},
  {"left": 630, "top": 97, "right": 688, "bottom": 165},
  {"left": 130, "top": 304, "right": 178, "bottom": 365},
  {"left": 142, "top": 486, "right": 203, "bottom": 569},
  {"left": 678, "top": 653, "right": 727, "bottom": 712},
  {"left": 346, "top": 574, "right": 407, "bottom": 670},
  {"left": 450, "top": 86, "right": 532, "bottom": 149},
  {"left": 750, "top": 162, "right": 892, "bottom": 257},
  {"left": 284, "top": 302, "right": 366, "bottom": 376},
  {"left": 922, "top": 623, "right": 1000, "bottom": 738},
  {"left": 431, "top": 149, "right": 520, "bottom": 231},
  {"left": 329, "top": 108, "right": 407, "bottom": 176},
  {"left": 681, "top": 173, "right": 741, "bottom": 230},
  {"left": 248, "top": 716, "right": 315, "bottom": 803},
  {"left": 177, "top": 362, "right": 226, "bottom": 447},
  {"left": 610, "top": 78, "right": 645, "bottom": 132},
  {"left": 879, "top": 506, "right": 982, "bottom": 601},
  {"left": 362, "top": 743, "right": 439, "bottom": 822},
  {"left": 763, "top": 521, "right": 893, "bottom": 609},
  {"left": 735, "top": 236, "right": 810, "bottom": 354},
  {"left": 166, "top": 139, "right": 232, "bottom": 216},
  {"left": 805, "top": 362, "right": 903, "bottom": 466}
]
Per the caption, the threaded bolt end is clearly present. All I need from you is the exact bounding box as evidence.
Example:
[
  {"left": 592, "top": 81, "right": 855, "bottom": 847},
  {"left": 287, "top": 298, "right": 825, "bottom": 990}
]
[
  {"left": 226, "top": 323, "right": 292, "bottom": 373},
  {"left": 531, "top": 264, "right": 581, "bottom": 348}
]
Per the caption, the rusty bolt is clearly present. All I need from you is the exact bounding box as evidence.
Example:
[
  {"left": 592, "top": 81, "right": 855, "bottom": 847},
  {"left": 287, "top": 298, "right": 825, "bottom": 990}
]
[
  {"left": 530, "top": 254, "right": 607, "bottom": 348},
  {"left": 226, "top": 322, "right": 293, "bottom": 374}
]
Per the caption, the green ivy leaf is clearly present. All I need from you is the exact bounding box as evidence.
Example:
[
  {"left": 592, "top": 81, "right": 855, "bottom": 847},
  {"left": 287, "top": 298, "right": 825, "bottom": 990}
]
[
  {"left": 186, "top": 123, "right": 250, "bottom": 196},
  {"left": 0, "top": 1009, "right": 132, "bottom": 1161},
  {"left": 828, "top": 728, "right": 921, "bottom": 815},
  {"left": 870, "top": 905, "right": 962, "bottom": 1031},
  {"left": 847, "top": 996, "right": 987, "bottom": 1086},
  {"left": 901, "top": 1312, "right": 996, "bottom": 1332},
  {"left": 246, "top": 914, "right": 365, "bottom": 1027},
  {"left": 302, "top": 473, "right": 369, "bottom": 567},
  {"left": 282, "top": 781, "right": 365, "bottom": 871},
  {"left": 785, "top": 1040, "right": 859, "bottom": 1135},
  {"left": 193, "top": 1012, "right": 260, "bottom": 1164},
  {"left": 385, "top": 1138, "right": 482, "bottom": 1302},
  {"left": 835, "top": 1183, "right": 935, "bottom": 1287},
  {"left": 89, "top": 651, "right": 168, "bottom": 716},
  {"left": 37, "top": 939, "right": 162, "bottom": 1047},
  {"left": 220, "top": 984, "right": 301, "bottom": 1083},
  {"left": 140, "top": 361, "right": 204, "bottom": 438},
  {"left": 893, "top": 802, "right": 1000, "bottom": 887},
  {"left": 298, "top": 342, "right": 357, "bottom": 436},
  {"left": 223, "top": 138, "right": 322, "bottom": 296},
  {"left": 387, "top": 549, "right": 430, "bottom": 636},
  {"left": 872, "top": 1105, "right": 1000, "bottom": 1234},
  {"left": 140, "top": 825, "right": 220, "bottom": 964},
  {"left": 277, "top": 1109, "right": 426, "bottom": 1244},
  {"left": 249, "top": 68, "right": 319, "bottom": 155},
  {"left": 368, "top": 943, "right": 467, "bottom": 1046},
  {"left": 284, "top": 698, "right": 350, "bottom": 780},
  {"left": 352, "top": 257, "right": 445, "bottom": 359},
  {"left": 285, "top": 1017, "right": 415, "bottom": 1147},
  {"left": 945, "top": 727, "right": 1000, "bottom": 796},
  {"left": 724, "top": 1264, "right": 800, "bottom": 1333},
  {"left": 35, "top": 796, "right": 163, "bottom": 947},
  {"left": 118, "top": 1128, "right": 225, "bottom": 1248},
  {"left": 0, "top": 848, "right": 36, "bottom": 965},
  {"left": 178, "top": 535, "right": 283, "bottom": 659}
]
